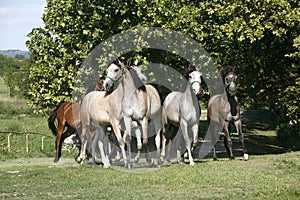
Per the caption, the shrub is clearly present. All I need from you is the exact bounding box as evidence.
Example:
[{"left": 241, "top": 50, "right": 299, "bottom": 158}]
[{"left": 276, "top": 123, "right": 300, "bottom": 150}]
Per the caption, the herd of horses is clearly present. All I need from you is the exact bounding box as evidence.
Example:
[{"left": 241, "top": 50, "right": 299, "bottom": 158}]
[{"left": 48, "top": 58, "right": 249, "bottom": 169}]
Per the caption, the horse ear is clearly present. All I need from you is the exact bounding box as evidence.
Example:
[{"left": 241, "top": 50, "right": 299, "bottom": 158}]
[
  {"left": 196, "top": 64, "right": 201, "bottom": 71},
  {"left": 220, "top": 67, "right": 226, "bottom": 77},
  {"left": 188, "top": 64, "right": 196, "bottom": 72},
  {"left": 126, "top": 59, "right": 131, "bottom": 68}
]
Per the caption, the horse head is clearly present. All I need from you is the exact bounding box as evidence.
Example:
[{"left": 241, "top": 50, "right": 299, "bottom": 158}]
[
  {"left": 126, "top": 59, "right": 148, "bottom": 84},
  {"left": 221, "top": 66, "right": 237, "bottom": 96},
  {"left": 183, "top": 64, "right": 202, "bottom": 95},
  {"left": 103, "top": 58, "right": 124, "bottom": 91}
]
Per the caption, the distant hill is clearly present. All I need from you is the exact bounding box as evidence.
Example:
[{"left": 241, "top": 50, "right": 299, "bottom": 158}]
[{"left": 0, "top": 49, "right": 29, "bottom": 58}]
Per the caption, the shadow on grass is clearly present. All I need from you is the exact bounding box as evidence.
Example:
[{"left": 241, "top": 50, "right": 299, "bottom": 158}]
[{"left": 198, "top": 109, "right": 300, "bottom": 160}]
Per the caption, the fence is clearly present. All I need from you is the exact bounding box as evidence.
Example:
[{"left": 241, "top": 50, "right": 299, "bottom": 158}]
[{"left": 0, "top": 131, "right": 53, "bottom": 155}]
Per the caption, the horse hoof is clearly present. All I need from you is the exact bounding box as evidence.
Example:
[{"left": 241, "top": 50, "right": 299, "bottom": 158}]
[
  {"left": 127, "top": 163, "right": 132, "bottom": 170},
  {"left": 230, "top": 156, "right": 235, "bottom": 160},
  {"left": 115, "top": 155, "right": 121, "bottom": 161},
  {"left": 189, "top": 161, "right": 195, "bottom": 166},
  {"left": 178, "top": 161, "right": 184, "bottom": 165},
  {"left": 213, "top": 157, "right": 218, "bottom": 161},
  {"left": 157, "top": 164, "right": 162, "bottom": 168},
  {"left": 103, "top": 164, "right": 111, "bottom": 169},
  {"left": 54, "top": 158, "right": 59, "bottom": 163},
  {"left": 147, "top": 159, "right": 154, "bottom": 166},
  {"left": 243, "top": 153, "right": 249, "bottom": 161},
  {"left": 134, "top": 157, "right": 140, "bottom": 163},
  {"left": 75, "top": 157, "right": 82, "bottom": 164}
]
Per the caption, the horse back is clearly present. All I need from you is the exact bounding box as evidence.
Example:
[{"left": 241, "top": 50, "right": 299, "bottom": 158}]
[
  {"left": 81, "top": 91, "right": 112, "bottom": 125},
  {"left": 57, "top": 102, "right": 81, "bottom": 129}
]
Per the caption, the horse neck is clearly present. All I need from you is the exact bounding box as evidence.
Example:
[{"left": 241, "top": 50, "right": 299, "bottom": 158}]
[
  {"left": 123, "top": 69, "right": 145, "bottom": 93},
  {"left": 227, "top": 93, "right": 239, "bottom": 116},
  {"left": 183, "top": 81, "right": 197, "bottom": 103},
  {"left": 226, "top": 93, "right": 236, "bottom": 104},
  {"left": 107, "top": 77, "right": 124, "bottom": 98}
]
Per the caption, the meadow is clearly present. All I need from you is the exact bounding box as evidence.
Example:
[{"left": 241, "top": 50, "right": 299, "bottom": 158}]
[{"left": 0, "top": 77, "right": 299, "bottom": 199}]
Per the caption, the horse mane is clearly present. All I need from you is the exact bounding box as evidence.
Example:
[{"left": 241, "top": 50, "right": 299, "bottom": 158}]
[{"left": 126, "top": 60, "right": 146, "bottom": 91}]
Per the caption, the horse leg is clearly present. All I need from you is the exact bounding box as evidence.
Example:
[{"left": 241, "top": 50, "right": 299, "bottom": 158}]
[
  {"left": 133, "top": 124, "right": 142, "bottom": 163},
  {"left": 97, "top": 126, "right": 111, "bottom": 168},
  {"left": 54, "top": 122, "right": 65, "bottom": 163},
  {"left": 123, "top": 116, "right": 133, "bottom": 169},
  {"left": 141, "top": 117, "right": 152, "bottom": 165},
  {"left": 180, "top": 120, "right": 194, "bottom": 166},
  {"left": 111, "top": 119, "right": 127, "bottom": 168},
  {"left": 166, "top": 139, "right": 172, "bottom": 164},
  {"left": 176, "top": 133, "right": 185, "bottom": 164},
  {"left": 223, "top": 122, "right": 234, "bottom": 160},
  {"left": 91, "top": 129, "right": 100, "bottom": 165},
  {"left": 208, "top": 121, "right": 218, "bottom": 161},
  {"left": 153, "top": 116, "right": 162, "bottom": 167},
  {"left": 234, "top": 119, "right": 249, "bottom": 160},
  {"left": 76, "top": 125, "right": 89, "bottom": 164},
  {"left": 191, "top": 124, "right": 199, "bottom": 159}
]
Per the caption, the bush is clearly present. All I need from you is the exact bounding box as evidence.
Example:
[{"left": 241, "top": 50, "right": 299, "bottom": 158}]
[
  {"left": 0, "top": 100, "right": 34, "bottom": 117},
  {"left": 276, "top": 123, "right": 300, "bottom": 150}
]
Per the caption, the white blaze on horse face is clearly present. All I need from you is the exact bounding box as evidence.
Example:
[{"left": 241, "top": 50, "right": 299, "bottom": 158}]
[
  {"left": 189, "top": 70, "right": 202, "bottom": 95},
  {"left": 104, "top": 63, "right": 122, "bottom": 91}
]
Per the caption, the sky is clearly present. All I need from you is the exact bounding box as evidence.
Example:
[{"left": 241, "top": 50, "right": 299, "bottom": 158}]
[{"left": 0, "top": 0, "right": 46, "bottom": 51}]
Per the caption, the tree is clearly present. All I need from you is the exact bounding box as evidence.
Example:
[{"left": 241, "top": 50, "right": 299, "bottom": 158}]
[
  {"left": 0, "top": 54, "right": 31, "bottom": 98},
  {"left": 27, "top": 0, "right": 299, "bottom": 123}
]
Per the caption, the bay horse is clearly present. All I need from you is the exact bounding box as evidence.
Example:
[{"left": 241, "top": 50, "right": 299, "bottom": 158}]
[
  {"left": 78, "top": 59, "right": 150, "bottom": 169},
  {"left": 161, "top": 65, "right": 202, "bottom": 165},
  {"left": 207, "top": 66, "right": 248, "bottom": 161},
  {"left": 48, "top": 77, "right": 105, "bottom": 163}
]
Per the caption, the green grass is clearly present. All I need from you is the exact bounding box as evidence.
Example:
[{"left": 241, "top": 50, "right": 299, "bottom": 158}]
[{"left": 0, "top": 152, "right": 299, "bottom": 199}]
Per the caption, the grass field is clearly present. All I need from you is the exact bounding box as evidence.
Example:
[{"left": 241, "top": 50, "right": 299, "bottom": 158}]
[
  {"left": 0, "top": 76, "right": 299, "bottom": 199},
  {"left": 0, "top": 152, "right": 299, "bottom": 199}
]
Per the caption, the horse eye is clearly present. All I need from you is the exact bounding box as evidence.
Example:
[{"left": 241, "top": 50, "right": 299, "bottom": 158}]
[
  {"left": 189, "top": 75, "right": 192, "bottom": 79},
  {"left": 114, "top": 68, "right": 119, "bottom": 72}
]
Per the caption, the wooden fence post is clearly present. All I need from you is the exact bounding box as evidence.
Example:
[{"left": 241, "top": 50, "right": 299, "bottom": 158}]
[
  {"left": 42, "top": 136, "right": 45, "bottom": 150},
  {"left": 7, "top": 133, "right": 12, "bottom": 152},
  {"left": 26, "top": 134, "right": 29, "bottom": 153}
]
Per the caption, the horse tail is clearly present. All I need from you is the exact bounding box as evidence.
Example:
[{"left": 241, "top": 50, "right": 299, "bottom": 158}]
[{"left": 48, "top": 102, "right": 65, "bottom": 136}]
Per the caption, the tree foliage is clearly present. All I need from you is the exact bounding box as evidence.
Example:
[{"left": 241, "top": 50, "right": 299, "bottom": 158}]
[
  {"left": 27, "top": 0, "right": 299, "bottom": 122},
  {"left": 0, "top": 54, "right": 30, "bottom": 98}
]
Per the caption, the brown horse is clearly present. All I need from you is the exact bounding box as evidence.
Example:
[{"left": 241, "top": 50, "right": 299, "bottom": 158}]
[
  {"left": 207, "top": 66, "right": 248, "bottom": 161},
  {"left": 48, "top": 101, "right": 81, "bottom": 163},
  {"left": 48, "top": 77, "right": 105, "bottom": 163}
]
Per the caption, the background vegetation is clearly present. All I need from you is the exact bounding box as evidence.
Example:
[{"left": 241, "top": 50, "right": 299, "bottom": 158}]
[
  {"left": 23, "top": 0, "right": 299, "bottom": 124},
  {"left": 0, "top": 1, "right": 299, "bottom": 198}
]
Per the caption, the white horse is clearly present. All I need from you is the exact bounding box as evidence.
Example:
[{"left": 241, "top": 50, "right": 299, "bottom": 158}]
[
  {"left": 126, "top": 62, "right": 162, "bottom": 167},
  {"left": 104, "top": 59, "right": 162, "bottom": 168},
  {"left": 77, "top": 59, "right": 148, "bottom": 168},
  {"left": 161, "top": 65, "right": 202, "bottom": 165}
]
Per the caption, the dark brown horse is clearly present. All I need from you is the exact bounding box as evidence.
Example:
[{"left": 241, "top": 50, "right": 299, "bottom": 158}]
[
  {"left": 48, "top": 77, "right": 105, "bottom": 163},
  {"left": 207, "top": 66, "right": 248, "bottom": 161}
]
